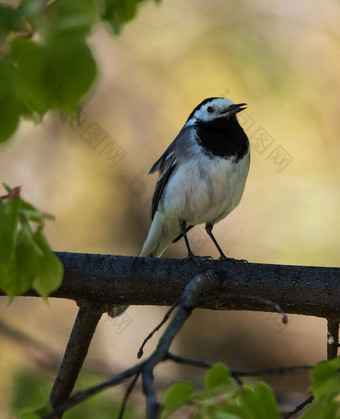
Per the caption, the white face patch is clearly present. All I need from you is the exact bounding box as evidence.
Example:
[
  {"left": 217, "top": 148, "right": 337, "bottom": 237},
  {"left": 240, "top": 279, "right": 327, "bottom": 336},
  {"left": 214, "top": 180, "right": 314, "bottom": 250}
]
[{"left": 185, "top": 98, "right": 235, "bottom": 126}]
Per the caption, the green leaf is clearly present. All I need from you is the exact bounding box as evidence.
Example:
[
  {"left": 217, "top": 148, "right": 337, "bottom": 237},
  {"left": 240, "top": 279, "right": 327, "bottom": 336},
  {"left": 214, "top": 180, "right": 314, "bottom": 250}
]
[
  {"left": 300, "top": 358, "right": 340, "bottom": 419},
  {"left": 256, "top": 382, "right": 279, "bottom": 419},
  {"left": 0, "top": 196, "right": 21, "bottom": 264},
  {"left": 32, "top": 228, "right": 63, "bottom": 297},
  {"left": 300, "top": 398, "right": 335, "bottom": 419},
  {"left": 311, "top": 358, "right": 340, "bottom": 399},
  {"left": 205, "top": 363, "right": 232, "bottom": 391},
  {"left": 162, "top": 382, "right": 194, "bottom": 417},
  {"left": 2, "top": 183, "right": 12, "bottom": 193},
  {"left": 20, "top": 200, "right": 44, "bottom": 223},
  {"left": 18, "top": 412, "right": 41, "bottom": 419},
  {"left": 11, "top": 35, "right": 97, "bottom": 115},
  {"left": 0, "top": 87, "right": 20, "bottom": 143},
  {"left": 237, "top": 386, "right": 261, "bottom": 418},
  {"left": 0, "top": 4, "right": 23, "bottom": 42},
  {"left": 44, "top": 36, "right": 97, "bottom": 112},
  {"left": 45, "top": 0, "right": 98, "bottom": 38},
  {"left": 0, "top": 186, "right": 62, "bottom": 298},
  {"left": 216, "top": 404, "right": 247, "bottom": 418},
  {"left": 11, "top": 40, "right": 51, "bottom": 114},
  {"left": 11, "top": 367, "right": 50, "bottom": 413},
  {"left": 0, "top": 227, "right": 42, "bottom": 296},
  {"left": 102, "top": 0, "right": 145, "bottom": 34},
  {"left": 312, "top": 361, "right": 336, "bottom": 387},
  {"left": 0, "top": 61, "right": 20, "bottom": 143}
]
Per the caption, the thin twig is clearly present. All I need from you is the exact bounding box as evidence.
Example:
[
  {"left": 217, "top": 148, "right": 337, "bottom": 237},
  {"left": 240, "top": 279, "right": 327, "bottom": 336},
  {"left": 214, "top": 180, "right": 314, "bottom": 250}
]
[
  {"left": 168, "top": 353, "right": 313, "bottom": 375},
  {"left": 167, "top": 353, "right": 313, "bottom": 379},
  {"left": 196, "top": 293, "right": 288, "bottom": 324},
  {"left": 234, "top": 365, "right": 313, "bottom": 377},
  {"left": 167, "top": 353, "right": 213, "bottom": 369},
  {"left": 138, "top": 299, "right": 179, "bottom": 359},
  {"left": 118, "top": 373, "right": 140, "bottom": 419},
  {"left": 284, "top": 395, "right": 314, "bottom": 418},
  {"left": 44, "top": 364, "right": 143, "bottom": 419}
]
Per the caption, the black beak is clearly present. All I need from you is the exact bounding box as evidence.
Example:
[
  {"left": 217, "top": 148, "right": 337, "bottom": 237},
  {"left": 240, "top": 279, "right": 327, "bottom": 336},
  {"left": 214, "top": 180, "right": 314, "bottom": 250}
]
[{"left": 228, "top": 103, "right": 247, "bottom": 114}]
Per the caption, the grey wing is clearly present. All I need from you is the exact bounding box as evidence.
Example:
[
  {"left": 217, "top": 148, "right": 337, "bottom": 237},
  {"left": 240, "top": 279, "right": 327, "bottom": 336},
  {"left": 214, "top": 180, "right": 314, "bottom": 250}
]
[
  {"left": 151, "top": 152, "right": 177, "bottom": 220},
  {"left": 148, "top": 126, "right": 192, "bottom": 175},
  {"left": 149, "top": 127, "right": 194, "bottom": 224}
]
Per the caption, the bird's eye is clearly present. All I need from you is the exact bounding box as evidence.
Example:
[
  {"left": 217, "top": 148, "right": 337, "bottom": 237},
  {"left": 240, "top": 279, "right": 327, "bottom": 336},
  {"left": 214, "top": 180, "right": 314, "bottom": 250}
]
[{"left": 207, "top": 106, "right": 214, "bottom": 113}]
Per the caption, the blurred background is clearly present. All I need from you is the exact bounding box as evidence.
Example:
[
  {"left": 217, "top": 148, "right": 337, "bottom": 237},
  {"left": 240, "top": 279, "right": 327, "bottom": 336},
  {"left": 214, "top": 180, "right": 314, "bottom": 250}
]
[{"left": 0, "top": 0, "right": 339, "bottom": 417}]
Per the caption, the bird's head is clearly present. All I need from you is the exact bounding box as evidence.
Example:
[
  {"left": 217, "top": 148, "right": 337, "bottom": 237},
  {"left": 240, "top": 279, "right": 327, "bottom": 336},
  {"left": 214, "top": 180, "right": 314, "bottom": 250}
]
[{"left": 185, "top": 97, "right": 247, "bottom": 127}]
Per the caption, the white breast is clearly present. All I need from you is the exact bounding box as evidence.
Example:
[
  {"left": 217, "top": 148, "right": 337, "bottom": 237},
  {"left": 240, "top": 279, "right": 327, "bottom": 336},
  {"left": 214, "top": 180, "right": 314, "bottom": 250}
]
[{"left": 159, "top": 144, "right": 250, "bottom": 226}]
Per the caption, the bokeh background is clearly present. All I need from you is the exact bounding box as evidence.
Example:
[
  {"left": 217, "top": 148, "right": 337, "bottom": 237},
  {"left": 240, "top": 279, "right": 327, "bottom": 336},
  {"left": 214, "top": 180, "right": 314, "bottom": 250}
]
[{"left": 1, "top": 0, "right": 339, "bottom": 417}]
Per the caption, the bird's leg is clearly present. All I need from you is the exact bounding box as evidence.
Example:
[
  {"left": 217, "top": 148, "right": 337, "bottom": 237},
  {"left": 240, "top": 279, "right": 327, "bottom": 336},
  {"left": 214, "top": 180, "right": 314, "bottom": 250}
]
[
  {"left": 205, "top": 223, "right": 228, "bottom": 259},
  {"left": 179, "top": 220, "right": 202, "bottom": 266}
]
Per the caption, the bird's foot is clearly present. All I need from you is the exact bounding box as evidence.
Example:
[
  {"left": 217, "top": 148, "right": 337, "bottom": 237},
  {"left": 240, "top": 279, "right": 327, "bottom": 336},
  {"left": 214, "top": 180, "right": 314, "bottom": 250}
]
[{"left": 184, "top": 252, "right": 213, "bottom": 266}]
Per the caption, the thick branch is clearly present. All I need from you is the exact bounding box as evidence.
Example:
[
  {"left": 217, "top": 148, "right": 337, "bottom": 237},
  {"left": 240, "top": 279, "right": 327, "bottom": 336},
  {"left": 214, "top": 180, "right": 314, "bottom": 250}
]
[
  {"left": 2, "top": 252, "right": 339, "bottom": 319},
  {"left": 50, "top": 306, "right": 102, "bottom": 410}
]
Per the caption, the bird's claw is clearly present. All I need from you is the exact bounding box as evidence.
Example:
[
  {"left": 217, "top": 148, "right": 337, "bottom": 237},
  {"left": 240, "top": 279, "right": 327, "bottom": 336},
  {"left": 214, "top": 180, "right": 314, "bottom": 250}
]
[{"left": 184, "top": 253, "right": 213, "bottom": 266}]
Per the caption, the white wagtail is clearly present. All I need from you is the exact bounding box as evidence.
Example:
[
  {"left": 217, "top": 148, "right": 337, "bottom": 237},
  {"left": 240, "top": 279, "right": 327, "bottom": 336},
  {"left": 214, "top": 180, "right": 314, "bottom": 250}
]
[
  {"left": 109, "top": 97, "right": 249, "bottom": 316},
  {"left": 139, "top": 97, "right": 250, "bottom": 263}
]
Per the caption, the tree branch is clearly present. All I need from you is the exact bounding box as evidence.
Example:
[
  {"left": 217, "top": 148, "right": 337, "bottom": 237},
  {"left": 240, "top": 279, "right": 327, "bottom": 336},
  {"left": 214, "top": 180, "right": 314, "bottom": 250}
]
[
  {"left": 4, "top": 252, "right": 339, "bottom": 320},
  {"left": 284, "top": 395, "right": 314, "bottom": 419},
  {"left": 44, "top": 271, "right": 222, "bottom": 418},
  {"left": 44, "top": 364, "right": 143, "bottom": 418},
  {"left": 49, "top": 305, "right": 102, "bottom": 412},
  {"left": 142, "top": 271, "right": 220, "bottom": 418},
  {"left": 3, "top": 252, "right": 339, "bottom": 418},
  {"left": 167, "top": 353, "right": 313, "bottom": 376},
  {"left": 43, "top": 268, "right": 318, "bottom": 419},
  {"left": 118, "top": 372, "right": 140, "bottom": 419}
]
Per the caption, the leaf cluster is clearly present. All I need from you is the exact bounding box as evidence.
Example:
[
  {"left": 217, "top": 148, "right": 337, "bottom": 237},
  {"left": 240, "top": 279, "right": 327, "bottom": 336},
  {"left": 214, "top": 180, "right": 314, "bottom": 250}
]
[
  {"left": 162, "top": 363, "right": 279, "bottom": 419},
  {"left": 0, "top": 184, "right": 63, "bottom": 298},
  {"left": 300, "top": 357, "right": 340, "bottom": 419},
  {"left": 0, "top": 0, "right": 155, "bottom": 144},
  {"left": 162, "top": 359, "right": 340, "bottom": 418}
]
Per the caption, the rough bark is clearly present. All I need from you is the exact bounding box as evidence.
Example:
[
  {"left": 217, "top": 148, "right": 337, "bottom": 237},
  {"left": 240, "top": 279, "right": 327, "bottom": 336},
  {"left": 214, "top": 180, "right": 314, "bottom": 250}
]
[{"left": 1, "top": 252, "right": 339, "bottom": 319}]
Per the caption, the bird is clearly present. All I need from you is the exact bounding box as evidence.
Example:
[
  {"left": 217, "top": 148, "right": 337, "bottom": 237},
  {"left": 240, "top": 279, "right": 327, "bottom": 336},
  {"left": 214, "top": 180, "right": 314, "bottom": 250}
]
[
  {"left": 139, "top": 97, "right": 250, "bottom": 263},
  {"left": 109, "top": 97, "right": 250, "bottom": 317}
]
